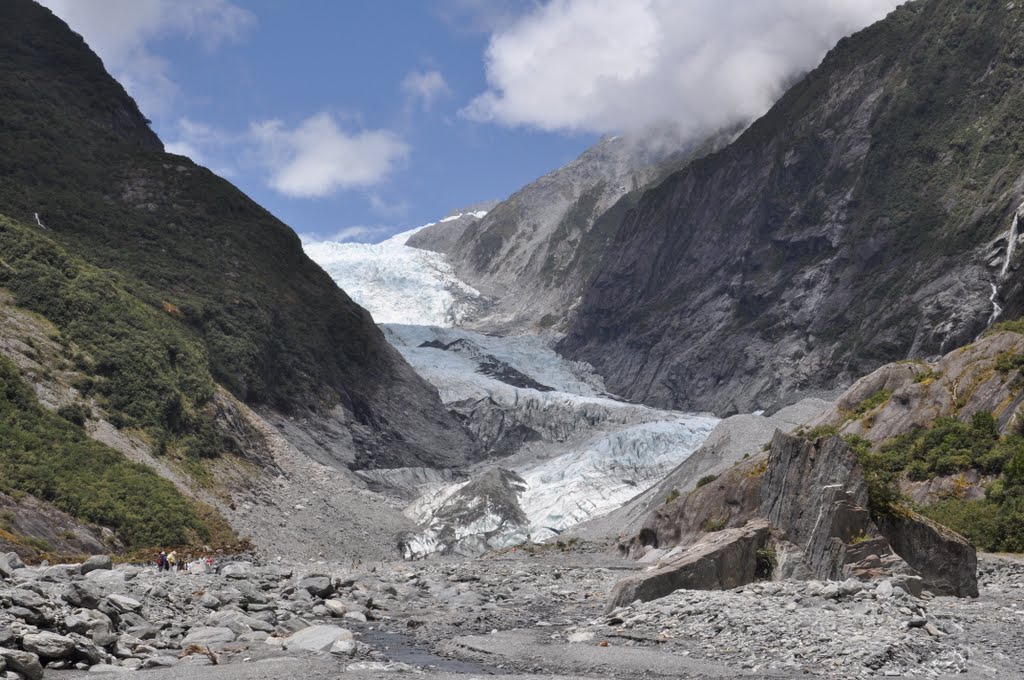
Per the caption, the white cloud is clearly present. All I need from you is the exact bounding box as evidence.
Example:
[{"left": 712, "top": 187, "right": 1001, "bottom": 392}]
[
  {"left": 464, "top": 0, "right": 902, "bottom": 135},
  {"left": 39, "top": 0, "right": 254, "bottom": 117},
  {"left": 401, "top": 70, "right": 451, "bottom": 111},
  {"left": 250, "top": 113, "right": 410, "bottom": 198}
]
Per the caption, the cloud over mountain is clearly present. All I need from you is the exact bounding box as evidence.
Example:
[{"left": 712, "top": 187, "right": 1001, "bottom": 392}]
[{"left": 464, "top": 0, "right": 901, "bottom": 135}]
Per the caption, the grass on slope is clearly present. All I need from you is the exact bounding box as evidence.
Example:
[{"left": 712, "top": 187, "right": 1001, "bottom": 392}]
[
  {"left": 0, "top": 213, "right": 224, "bottom": 459},
  {"left": 0, "top": 354, "right": 224, "bottom": 548},
  {"left": 840, "top": 411, "right": 1024, "bottom": 552}
]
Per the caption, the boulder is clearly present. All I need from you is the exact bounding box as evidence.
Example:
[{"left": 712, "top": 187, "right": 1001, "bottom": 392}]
[
  {"left": 606, "top": 519, "right": 772, "bottom": 610},
  {"left": 324, "top": 599, "right": 347, "bottom": 617},
  {"left": 22, "top": 631, "right": 76, "bottom": 659},
  {"left": 0, "top": 552, "right": 25, "bottom": 578},
  {"left": 280, "top": 625, "right": 353, "bottom": 652},
  {"left": 0, "top": 647, "right": 43, "bottom": 680},
  {"left": 875, "top": 511, "right": 978, "bottom": 597},
  {"left": 298, "top": 576, "right": 334, "bottom": 598},
  {"left": 220, "top": 562, "right": 253, "bottom": 579},
  {"left": 759, "top": 432, "right": 881, "bottom": 579},
  {"left": 104, "top": 594, "right": 141, "bottom": 613},
  {"left": 181, "top": 626, "right": 236, "bottom": 646},
  {"left": 62, "top": 581, "right": 105, "bottom": 608},
  {"left": 80, "top": 555, "right": 113, "bottom": 575}
]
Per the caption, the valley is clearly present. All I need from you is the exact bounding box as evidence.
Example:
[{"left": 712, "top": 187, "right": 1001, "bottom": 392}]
[{"left": 1, "top": 0, "right": 1024, "bottom": 678}]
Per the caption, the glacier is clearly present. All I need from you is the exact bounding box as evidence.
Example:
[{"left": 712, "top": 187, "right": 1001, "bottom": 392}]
[
  {"left": 390, "top": 324, "right": 717, "bottom": 558},
  {"left": 303, "top": 215, "right": 485, "bottom": 327},
  {"left": 306, "top": 212, "right": 718, "bottom": 559}
]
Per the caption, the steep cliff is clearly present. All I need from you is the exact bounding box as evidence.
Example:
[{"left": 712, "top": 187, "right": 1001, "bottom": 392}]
[
  {"left": 0, "top": 0, "right": 473, "bottom": 470},
  {"left": 563, "top": 0, "right": 1024, "bottom": 415},
  {"left": 409, "top": 131, "right": 735, "bottom": 333}
]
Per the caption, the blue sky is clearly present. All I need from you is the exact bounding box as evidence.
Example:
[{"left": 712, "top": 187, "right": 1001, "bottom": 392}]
[{"left": 40, "top": 0, "right": 902, "bottom": 243}]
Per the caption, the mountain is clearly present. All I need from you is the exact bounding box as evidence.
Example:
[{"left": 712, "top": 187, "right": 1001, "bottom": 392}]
[
  {"left": 562, "top": 0, "right": 1024, "bottom": 415},
  {"left": 408, "top": 130, "right": 736, "bottom": 333},
  {"left": 0, "top": 0, "right": 472, "bottom": 471},
  {"left": 0, "top": 0, "right": 480, "bottom": 556}
]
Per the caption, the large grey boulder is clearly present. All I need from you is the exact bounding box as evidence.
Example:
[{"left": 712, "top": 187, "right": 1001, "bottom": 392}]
[
  {"left": 280, "top": 624, "right": 353, "bottom": 652},
  {"left": 0, "top": 552, "right": 25, "bottom": 578},
  {"left": 80, "top": 555, "right": 113, "bottom": 575},
  {"left": 298, "top": 575, "right": 334, "bottom": 598},
  {"left": 181, "top": 626, "right": 236, "bottom": 646},
  {"left": 220, "top": 562, "right": 253, "bottom": 579},
  {"left": 875, "top": 511, "right": 978, "bottom": 597},
  {"left": 617, "top": 431, "right": 977, "bottom": 605},
  {"left": 0, "top": 647, "right": 43, "bottom": 680},
  {"left": 607, "top": 519, "right": 772, "bottom": 611},
  {"left": 21, "top": 631, "right": 75, "bottom": 659}
]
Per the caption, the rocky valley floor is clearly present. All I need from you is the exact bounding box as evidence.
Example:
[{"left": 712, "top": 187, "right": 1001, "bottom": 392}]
[{"left": 1, "top": 549, "right": 1020, "bottom": 680}]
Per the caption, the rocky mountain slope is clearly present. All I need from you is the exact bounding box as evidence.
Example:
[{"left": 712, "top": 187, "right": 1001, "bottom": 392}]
[
  {"left": 0, "top": 0, "right": 478, "bottom": 557},
  {"left": 408, "top": 130, "right": 735, "bottom": 333},
  {"left": 0, "top": 0, "right": 471, "bottom": 471},
  {"left": 563, "top": 0, "right": 1024, "bottom": 415}
]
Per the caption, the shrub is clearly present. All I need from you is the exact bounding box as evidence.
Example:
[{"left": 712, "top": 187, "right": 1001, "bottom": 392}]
[
  {"left": 664, "top": 488, "right": 680, "bottom": 504},
  {"left": 802, "top": 424, "right": 839, "bottom": 440},
  {"left": 56, "top": 402, "right": 90, "bottom": 426},
  {"left": 853, "top": 389, "right": 892, "bottom": 414},
  {"left": 702, "top": 517, "right": 726, "bottom": 532},
  {"left": 0, "top": 355, "right": 223, "bottom": 548},
  {"left": 695, "top": 474, "right": 719, "bottom": 489}
]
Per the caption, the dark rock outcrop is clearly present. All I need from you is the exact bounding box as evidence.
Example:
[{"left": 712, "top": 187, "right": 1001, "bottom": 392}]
[
  {"left": 563, "top": 0, "right": 1024, "bottom": 416},
  {"left": 607, "top": 519, "right": 772, "bottom": 610},
  {"left": 613, "top": 432, "right": 977, "bottom": 607},
  {"left": 875, "top": 511, "right": 979, "bottom": 598}
]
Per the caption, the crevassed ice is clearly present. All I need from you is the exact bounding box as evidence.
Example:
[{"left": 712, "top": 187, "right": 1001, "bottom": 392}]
[{"left": 303, "top": 221, "right": 482, "bottom": 327}]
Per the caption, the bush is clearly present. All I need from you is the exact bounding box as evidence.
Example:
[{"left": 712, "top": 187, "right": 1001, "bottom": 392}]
[
  {"left": 56, "top": 402, "right": 90, "bottom": 426},
  {"left": 695, "top": 474, "right": 719, "bottom": 489},
  {"left": 0, "top": 355, "right": 222, "bottom": 548},
  {"left": 702, "top": 517, "right": 726, "bottom": 532},
  {"left": 664, "top": 488, "right": 680, "bottom": 504},
  {"left": 853, "top": 389, "right": 892, "bottom": 414}
]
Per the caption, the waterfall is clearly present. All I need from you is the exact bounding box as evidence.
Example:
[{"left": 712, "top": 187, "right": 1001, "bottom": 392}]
[
  {"left": 33, "top": 212, "right": 44, "bottom": 228},
  {"left": 1001, "top": 211, "right": 1019, "bottom": 277},
  {"left": 989, "top": 283, "right": 1003, "bottom": 324}
]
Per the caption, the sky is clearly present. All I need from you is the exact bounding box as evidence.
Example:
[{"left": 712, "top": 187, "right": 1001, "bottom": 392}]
[{"left": 39, "top": 0, "right": 902, "bottom": 243}]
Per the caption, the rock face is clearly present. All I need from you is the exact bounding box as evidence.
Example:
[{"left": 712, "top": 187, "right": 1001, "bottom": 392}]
[
  {"left": 563, "top": 0, "right": 1024, "bottom": 416},
  {"left": 607, "top": 519, "right": 772, "bottom": 610},
  {"left": 409, "top": 131, "right": 734, "bottom": 334},
  {"left": 614, "top": 431, "right": 977, "bottom": 606},
  {"left": 874, "top": 512, "right": 979, "bottom": 598},
  {"left": 806, "top": 330, "right": 1024, "bottom": 443},
  {"left": 570, "top": 398, "right": 829, "bottom": 541}
]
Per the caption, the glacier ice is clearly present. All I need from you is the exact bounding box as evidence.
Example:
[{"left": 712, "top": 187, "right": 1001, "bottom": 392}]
[
  {"left": 392, "top": 324, "right": 717, "bottom": 558},
  {"left": 305, "top": 211, "right": 719, "bottom": 559},
  {"left": 303, "top": 221, "right": 483, "bottom": 327}
]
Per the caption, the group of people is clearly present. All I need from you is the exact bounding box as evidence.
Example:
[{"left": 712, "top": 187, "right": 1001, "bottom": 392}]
[{"left": 155, "top": 550, "right": 214, "bottom": 573}]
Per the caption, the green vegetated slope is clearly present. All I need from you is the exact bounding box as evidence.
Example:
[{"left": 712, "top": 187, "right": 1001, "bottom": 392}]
[
  {"left": 564, "top": 0, "right": 1024, "bottom": 415},
  {"left": 801, "top": 326, "right": 1024, "bottom": 552},
  {"left": 0, "top": 0, "right": 472, "bottom": 469},
  {"left": 843, "top": 417, "right": 1024, "bottom": 553},
  {"left": 0, "top": 354, "right": 224, "bottom": 549}
]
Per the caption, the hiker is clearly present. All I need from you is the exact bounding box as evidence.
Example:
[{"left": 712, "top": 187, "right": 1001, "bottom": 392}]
[
  {"left": 167, "top": 550, "right": 178, "bottom": 573},
  {"left": 157, "top": 550, "right": 168, "bottom": 571}
]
